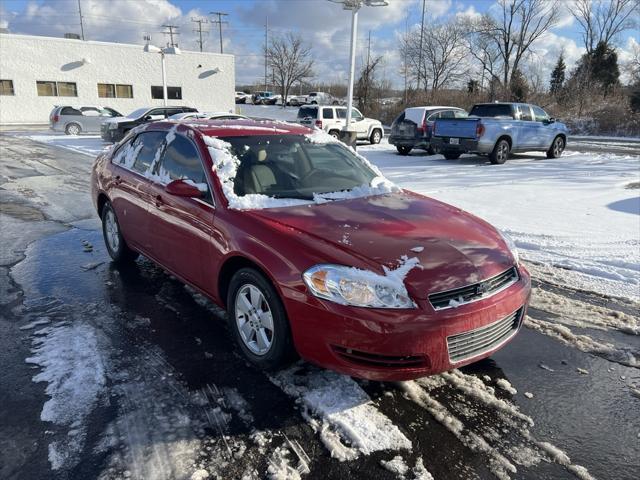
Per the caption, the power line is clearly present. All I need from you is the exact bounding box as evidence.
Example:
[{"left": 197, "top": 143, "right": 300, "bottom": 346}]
[
  {"left": 161, "top": 24, "right": 179, "bottom": 47},
  {"left": 191, "top": 17, "right": 209, "bottom": 52},
  {"left": 210, "top": 11, "right": 228, "bottom": 54}
]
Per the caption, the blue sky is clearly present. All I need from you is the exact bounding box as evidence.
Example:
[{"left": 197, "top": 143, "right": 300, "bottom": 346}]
[{"left": 1, "top": 0, "right": 637, "bottom": 86}]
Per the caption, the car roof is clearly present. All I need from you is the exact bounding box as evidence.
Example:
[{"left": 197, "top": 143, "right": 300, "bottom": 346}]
[
  {"left": 150, "top": 119, "right": 313, "bottom": 138},
  {"left": 405, "top": 106, "right": 462, "bottom": 112}
]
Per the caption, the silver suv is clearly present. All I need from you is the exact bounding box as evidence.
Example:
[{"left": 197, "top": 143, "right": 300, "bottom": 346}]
[{"left": 49, "top": 105, "right": 122, "bottom": 135}]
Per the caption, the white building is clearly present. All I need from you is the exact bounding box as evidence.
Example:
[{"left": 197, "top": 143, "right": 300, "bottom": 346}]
[{"left": 0, "top": 33, "right": 235, "bottom": 124}]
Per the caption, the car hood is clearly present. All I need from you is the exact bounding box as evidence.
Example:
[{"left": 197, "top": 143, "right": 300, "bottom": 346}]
[
  {"left": 248, "top": 191, "right": 515, "bottom": 299},
  {"left": 103, "top": 117, "right": 135, "bottom": 124}
]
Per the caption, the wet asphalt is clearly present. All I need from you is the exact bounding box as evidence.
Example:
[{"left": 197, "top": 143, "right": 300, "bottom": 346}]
[{"left": 0, "top": 133, "right": 638, "bottom": 480}]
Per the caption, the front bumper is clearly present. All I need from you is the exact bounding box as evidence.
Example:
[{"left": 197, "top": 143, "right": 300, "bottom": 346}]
[
  {"left": 100, "top": 126, "right": 120, "bottom": 143},
  {"left": 282, "top": 265, "right": 531, "bottom": 381}
]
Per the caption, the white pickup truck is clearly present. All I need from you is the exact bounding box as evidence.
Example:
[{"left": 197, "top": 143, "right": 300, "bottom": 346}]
[{"left": 430, "top": 102, "right": 568, "bottom": 164}]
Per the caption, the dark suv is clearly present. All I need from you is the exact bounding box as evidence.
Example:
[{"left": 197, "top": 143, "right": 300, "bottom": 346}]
[{"left": 101, "top": 106, "right": 197, "bottom": 142}]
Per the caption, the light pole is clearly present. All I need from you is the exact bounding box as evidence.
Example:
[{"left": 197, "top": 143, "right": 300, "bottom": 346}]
[
  {"left": 144, "top": 43, "right": 181, "bottom": 107},
  {"left": 329, "top": 0, "right": 388, "bottom": 148}
]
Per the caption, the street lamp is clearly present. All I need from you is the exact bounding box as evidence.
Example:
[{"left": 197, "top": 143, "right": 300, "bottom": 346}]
[
  {"left": 143, "top": 43, "right": 181, "bottom": 107},
  {"left": 329, "top": 0, "right": 388, "bottom": 148}
]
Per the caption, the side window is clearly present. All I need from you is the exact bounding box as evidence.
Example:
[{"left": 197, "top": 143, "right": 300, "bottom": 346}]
[
  {"left": 532, "top": 105, "right": 549, "bottom": 122},
  {"left": 517, "top": 105, "right": 533, "bottom": 121},
  {"left": 336, "top": 108, "right": 346, "bottom": 119},
  {"left": 81, "top": 107, "right": 101, "bottom": 117},
  {"left": 112, "top": 136, "right": 142, "bottom": 169},
  {"left": 353, "top": 109, "right": 363, "bottom": 120},
  {"left": 322, "top": 108, "right": 334, "bottom": 119},
  {"left": 146, "top": 109, "right": 165, "bottom": 118},
  {"left": 427, "top": 112, "right": 441, "bottom": 121},
  {"left": 132, "top": 131, "right": 167, "bottom": 174},
  {"left": 454, "top": 110, "right": 468, "bottom": 118},
  {"left": 155, "top": 135, "right": 212, "bottom": 203},
  {"left": 439, "top": 110, "right": 456, "bottom": 119},
  {"left": 60, "top": 107, "right": 82, "bottom": 116},
  {"left": 166, "top": 109, "right": 183, "bottom": 117}
]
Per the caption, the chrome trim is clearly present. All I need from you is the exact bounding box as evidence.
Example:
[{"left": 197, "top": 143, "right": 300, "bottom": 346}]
[
  {"left": 446, "top": 307, "right": 523, "bottom": 364},
  {"left": 429, "top": 267, "right": 519, "bottom": 311}
]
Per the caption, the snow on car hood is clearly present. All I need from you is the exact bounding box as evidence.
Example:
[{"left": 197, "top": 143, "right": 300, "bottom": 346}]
[{"left": 248, "top": 190, "right": 515, "bottom": 298}]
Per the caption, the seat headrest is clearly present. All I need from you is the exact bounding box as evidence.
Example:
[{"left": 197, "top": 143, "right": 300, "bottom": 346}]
[{"left": 257, "top": 149, "right": 268, "bottom": 162}]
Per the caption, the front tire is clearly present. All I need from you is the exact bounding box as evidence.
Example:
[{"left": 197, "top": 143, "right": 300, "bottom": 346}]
[
  {"left": 547, "top": 135, "right": 565, "bottom": 158},
  {"left": 369, "top": 129, "right": 382, "bottom": 144},
  {"left": 65, "top": 123, "right": 81, "bottom": 135},
  {"left": 101, "top": 202, "right": 138, "bottom": 263},
  {"left": 396, "top": 145, "right": 412, "bottom": 156},
  {"left": 227, "top": 268, "right": 295, "bottom": 370},
  {"left": 489, "top": 139, "right": 510, "bottom": 164}
]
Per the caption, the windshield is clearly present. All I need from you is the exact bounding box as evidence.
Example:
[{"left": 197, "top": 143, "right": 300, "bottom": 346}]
[
  {"left": 469, "top": 104, "right": 514, "bottom": 118},
  {"left": 126, "top": 107, "right": 151, "bottom": 119},
  {"left": 220, "top": 135, "right": 378, "bottom": 200}
]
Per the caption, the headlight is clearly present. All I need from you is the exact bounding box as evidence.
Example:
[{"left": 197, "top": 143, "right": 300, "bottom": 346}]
[
  {"left": 303, "top": 264, "right": 415, "bottom": 309},
  {"left": 499, "top": 230, "right": 519, "bottom": 265},
  {"left": 108, "top": 123, "right": 118, "bottom": 130}
]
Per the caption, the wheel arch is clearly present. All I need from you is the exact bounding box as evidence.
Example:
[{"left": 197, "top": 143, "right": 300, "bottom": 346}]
[
  {"left": 217, "top": 254, "right": 279, "bottom": 309},
  {"left": 495, "top": 134, "right": 512, "bottom": 148},
  {"left": 96, "top": 192, "right": 110, "bottom": 218}
]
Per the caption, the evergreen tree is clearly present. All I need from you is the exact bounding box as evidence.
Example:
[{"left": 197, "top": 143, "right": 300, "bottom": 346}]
[
  {"left": 509, "top": 69, "right": 529, "bottom": 102},
  {"left": 589, "top": 41, "right": 620, "bottom": 94},
  {"left": 549, "top": 53, "right": 566, "bottom": 95}
]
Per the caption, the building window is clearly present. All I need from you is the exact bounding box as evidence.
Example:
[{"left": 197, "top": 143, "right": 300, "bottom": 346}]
[
  {"left": 0, "top": 80, "right": 14, "bottom": 95},
  {"left": 98, "top": 83, "right": 133, "bottom": 98},
  {"left": 36, "top": 81, "right": 78, "bottom": 97},
  {"left": 151, "top": 86, "right": 182, "bottom": 100}
]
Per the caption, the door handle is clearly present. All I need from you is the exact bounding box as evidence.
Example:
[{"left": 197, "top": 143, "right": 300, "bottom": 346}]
[{"left": 155, "top": 194, "right": 164, "bottom": 208}]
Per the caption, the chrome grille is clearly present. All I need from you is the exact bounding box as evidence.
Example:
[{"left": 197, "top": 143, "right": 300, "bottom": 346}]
[
  {"left": 429, "top": 267, "right": 519, "bottom": 310},
  {"left": 447, "top": 308, "right": 522, "bottom": 363}
]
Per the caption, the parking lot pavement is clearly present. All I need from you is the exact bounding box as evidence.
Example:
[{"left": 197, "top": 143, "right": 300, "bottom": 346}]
[{"left": 1, "top": 132, "right": 638, "bottom": 480}]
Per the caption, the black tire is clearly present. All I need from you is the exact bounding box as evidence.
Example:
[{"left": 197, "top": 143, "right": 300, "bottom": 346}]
[
  {"left": 489, "top": 138, "right": 510, "bottom": 164},
  {"left": 443, "top": 151, "right": 461, "bottom": 160},
  {"left": 227, "top": 268, "right": 295, "bottom": 370},
  {"left": 65, "top": 123, "right": 81, "bottom": 135},
  {"left": 369, "top": 129, "right": 382, "bottom": 144},
  {"left": 396, "top": 145, "right": 412, "bottom": 156},
  {"left": 546, "top": 135, "right": 565, "bottom": 158},
  {"left": 427, "top": 145, "right": 436, "bottom": 155},
  {"left": 101, "top": 201, "right": 138, "bottom": 263},
  {"left": 328, "top": 130, "right": 340, "bottom": 139},
  {"left": 290, "top": 99, "right": 299, "bottom": 106},
  {"left": 311, "top": 101, "right": 318, "bottom": 105}
]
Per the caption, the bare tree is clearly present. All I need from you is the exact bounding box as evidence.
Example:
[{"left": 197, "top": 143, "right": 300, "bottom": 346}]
[
  {"left": 467, "top": 0, "right": 560, "bottom": 90},
  {"left": 356, "top": 55, "right": 382, "bottom": 113},
  {"left": 401, "top": 20, "right": 467, "bottom": 97},
  {"left": 572, "top": 0, "right": 638, "bottom": 54},
  {"left": 267, "top": 33, "right": 314, "bottom": 107}
]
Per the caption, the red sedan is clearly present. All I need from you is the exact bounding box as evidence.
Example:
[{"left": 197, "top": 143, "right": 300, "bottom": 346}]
[{"left": 91, "top": 119, "right": 530, "bottom": 381}]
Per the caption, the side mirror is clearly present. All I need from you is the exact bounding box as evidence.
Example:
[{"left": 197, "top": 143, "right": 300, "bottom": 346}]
[
  {"left": 144, "top": 115, "right": 153, "bottom": 121},
  {"left": 544, "top": 117, "right": 556, "bottom": 125},
  {"left": 165, "top": 179, "right": 203, "bottom": 198}
]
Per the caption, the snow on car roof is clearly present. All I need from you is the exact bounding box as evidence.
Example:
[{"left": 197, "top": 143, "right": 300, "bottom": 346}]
[{"left": 188, "top": 119, "right": 312, "bottom": 137}]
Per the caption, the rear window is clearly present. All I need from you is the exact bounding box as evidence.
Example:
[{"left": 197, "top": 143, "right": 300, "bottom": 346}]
[
  {"left": 469, "top": 104, "right": 514, "bottom": 118},
  {"left": 297, "top": 106, "right": 318, "bottom": 119}
]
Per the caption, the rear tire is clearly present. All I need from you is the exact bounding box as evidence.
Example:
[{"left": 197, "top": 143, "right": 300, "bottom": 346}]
[
  {"left": 443, "top": 151, "right": 461, "bottom": 160},
  {"left": 65, "top": 123, "right": 81, "bottom": 135},
  {"left": 396, "top": 145, "right": 412, "bottom": 156},
  {"left": 546, "top": 135, "right": 565, "bottom": 158},
  {"left": 370, "top": 129, "right": 382, "bottom": 144},
  {"left": 427, "top": 146, "right": 436, "bottom": 155},
  {"left": 489, "top": 138, "right": 510, "bottom": 164},
  {"left": 101, "top": 201, "right": 138, "bottom": 263},
  {"left": 328, "top": 130, "right": 340, "bottom": 139},
  {"left": 227, "top": 268, "right": 295, "bottom": 370}
]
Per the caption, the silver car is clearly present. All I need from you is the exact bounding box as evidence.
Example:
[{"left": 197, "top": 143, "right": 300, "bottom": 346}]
[{"left": 49, "top": 105, "right": 122, "bottom": 135}]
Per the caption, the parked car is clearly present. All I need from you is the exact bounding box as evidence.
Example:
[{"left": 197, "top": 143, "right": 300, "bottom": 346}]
[
  {"left": 101, "top": 106, "right": 198, "bottom": 142},
  {"left": 296, "top": 105, "right": 384, "bottom": 144},
  {"left": 306, "top": 91, "right": 339, "bottom": 105},
  {"left": 252, "top": 91, "right": 279, "bottom": 105},
  {"left": 91, "top": 119, "right": 530, "bottom": 380},
  {"left": 49, "top": 105, "right": 122, "bottom": 135},
  {"left": 168, "top": 112, "right": 249, "bottom": 121},
  {"left": 286, "top": 95, "right": 307, "bottom": 106},
  {"left": 389, "top": 106, "right": 467, "bottom": 155},
  {"left": 430, "top": 102, "right": 568, "bottom": 164},
  {"left": 235, "top": 91, "right": 251, "bottom": 104}
]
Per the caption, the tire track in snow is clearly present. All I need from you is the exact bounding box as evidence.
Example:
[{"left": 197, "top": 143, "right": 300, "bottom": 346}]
[{"left": 398, "top": 370, "right": 596, "bottom": 480}]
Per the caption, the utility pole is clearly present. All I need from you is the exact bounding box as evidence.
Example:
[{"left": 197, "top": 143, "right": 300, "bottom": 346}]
[
  {"left": 191, "top": 18, "right": 209, "bottom": 52},
  {"left": 417, "top": 0, "right": 426, "bottom": 91},
  {"left": 162, "top": 24, "right": 179, "bottom": 48},
  {"left": 264, "top": 16, "right": 268, "bottom": 91},
  {"left": 210, "top": 12, "right": 228, "bottom": 54},
  {"left": 367, "top": 30, "right": 371, "bottom": 68},
  {"left": 77, "top": 0, "right": 85, "bottom": 40}
]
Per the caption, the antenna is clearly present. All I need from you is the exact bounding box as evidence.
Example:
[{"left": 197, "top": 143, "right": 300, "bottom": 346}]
[
  {"left": 191, "top": 17, "right": 209, "bottom": 52},
  {"left": 161, "top": 24, "right": 180, "bottom": 48}
]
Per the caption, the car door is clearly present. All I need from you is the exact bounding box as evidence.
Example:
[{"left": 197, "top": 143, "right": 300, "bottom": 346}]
[
  {"left": 108, "top": 132, "right": 164, "bottom": 252},
  {"left": 144, "top": 133, "right": 217, "bottom": 290},
  {"left": 352, "top": 109, "right": 369, "bottom": 137},
  {"left": 515, "top": 104, "right": 536, "bottom": 150},
  {"left": 79, "top": 107, "right": 102, "bottom": 132},
  {"left": 531, "top": 105, "right": 555, "bottom": 148}
]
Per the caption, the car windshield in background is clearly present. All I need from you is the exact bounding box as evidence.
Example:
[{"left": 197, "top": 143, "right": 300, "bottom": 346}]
[
  {"left": 126, "top": 108, "right": 150, "bottom": 119},
  {"left": 221, "top": 135, "right": 377, "bottom": 200},
  {"left": 297, "top": 106, "right": 317, "bottom": 119},
  {"left": 469, "top": 104, "right": 513, "bottom": 118}
]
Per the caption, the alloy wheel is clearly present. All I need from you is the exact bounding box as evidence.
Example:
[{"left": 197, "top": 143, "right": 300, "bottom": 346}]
[
  {"left": 235, "top": 284, "right": 274, "bottom": 356},
  {"left": 554, "top": 137, "right": 564, "bottom": 157},
  {"left": 104, "top": 209, "right": 120, "bottom": 253}
]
